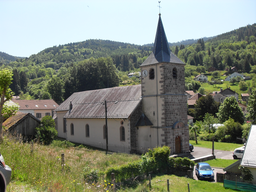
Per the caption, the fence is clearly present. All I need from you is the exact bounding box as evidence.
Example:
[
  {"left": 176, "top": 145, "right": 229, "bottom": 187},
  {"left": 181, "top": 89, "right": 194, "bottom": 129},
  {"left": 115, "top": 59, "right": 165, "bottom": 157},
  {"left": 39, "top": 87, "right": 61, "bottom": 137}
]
[{"left": 223, "top": 179, "right": 256, "bottom": 191}]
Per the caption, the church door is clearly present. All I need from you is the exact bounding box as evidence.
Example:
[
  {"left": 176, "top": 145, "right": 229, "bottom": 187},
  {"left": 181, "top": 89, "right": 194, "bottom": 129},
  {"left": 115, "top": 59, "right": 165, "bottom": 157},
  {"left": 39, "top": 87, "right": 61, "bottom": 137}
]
[{"left": 175, "top": 136, "right": 181, "bottom": 154}]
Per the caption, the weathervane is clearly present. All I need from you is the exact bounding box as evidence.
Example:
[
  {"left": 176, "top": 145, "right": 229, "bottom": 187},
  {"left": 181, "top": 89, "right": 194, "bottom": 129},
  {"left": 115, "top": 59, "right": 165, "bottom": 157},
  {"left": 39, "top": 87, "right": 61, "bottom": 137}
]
[{"left": 158, "top": 1, "right": 161, "bottom": 15}]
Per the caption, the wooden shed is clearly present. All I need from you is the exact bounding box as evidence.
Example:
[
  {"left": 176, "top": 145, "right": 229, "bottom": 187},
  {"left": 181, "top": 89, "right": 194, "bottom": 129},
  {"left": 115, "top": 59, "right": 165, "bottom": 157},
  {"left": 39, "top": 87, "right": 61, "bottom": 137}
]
[{"left": 3, "top": 112, "right": 41, "bottom": 139}]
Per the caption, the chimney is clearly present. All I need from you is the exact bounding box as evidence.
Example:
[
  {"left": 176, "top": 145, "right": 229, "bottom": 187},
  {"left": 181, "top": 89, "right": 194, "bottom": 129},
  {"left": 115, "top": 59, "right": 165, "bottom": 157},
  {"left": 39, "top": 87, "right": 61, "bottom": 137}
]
[{"left": 69, "top": 101, "right": 73, "bottom": 114}]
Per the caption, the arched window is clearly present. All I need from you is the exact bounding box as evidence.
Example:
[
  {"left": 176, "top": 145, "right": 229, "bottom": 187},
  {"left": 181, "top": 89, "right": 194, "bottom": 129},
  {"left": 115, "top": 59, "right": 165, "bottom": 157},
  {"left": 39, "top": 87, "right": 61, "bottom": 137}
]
[
  {"left": 85, "top": 124, "right": 89, "bottom": 137},
  {"left": 70, "top": 123, "right": 74, "bottom": 135},
  {"left": 149, "top": 68, "right": 155, "bottom": 80},
  {"left": 173, "top": 68, "right": 177, "bottom": 79},
  {"left": 120, "top": 126, "right": 125, "bottom": 141},
  {"left": 103, "top": 125, "right": 107, "bottom": 139}
]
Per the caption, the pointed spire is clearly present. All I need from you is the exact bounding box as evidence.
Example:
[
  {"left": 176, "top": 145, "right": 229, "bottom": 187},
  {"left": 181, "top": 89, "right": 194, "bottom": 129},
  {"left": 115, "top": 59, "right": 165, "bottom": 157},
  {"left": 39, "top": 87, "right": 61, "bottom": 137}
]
[{"left": 153, "top": 14, "right": 171, "bottom": 62}]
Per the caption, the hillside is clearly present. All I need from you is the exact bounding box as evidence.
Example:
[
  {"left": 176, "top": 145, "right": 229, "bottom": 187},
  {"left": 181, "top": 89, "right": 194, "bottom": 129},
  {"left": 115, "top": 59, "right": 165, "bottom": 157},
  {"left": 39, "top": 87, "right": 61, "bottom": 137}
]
[
  {"left": 0, "top": 51, "right": 23, "bottom": 64},
  {"left": 2, "top": 23, "right": 256, "bottom": 103}
]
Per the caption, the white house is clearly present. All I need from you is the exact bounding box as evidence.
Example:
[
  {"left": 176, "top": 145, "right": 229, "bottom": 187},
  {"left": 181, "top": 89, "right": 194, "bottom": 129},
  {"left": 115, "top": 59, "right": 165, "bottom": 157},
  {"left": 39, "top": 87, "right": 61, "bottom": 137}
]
[
  {"left": 194, "top": 74, "right": 208, "bottom": 82},
  {"left": 55, "top": 14, "right": 189, "bottom": 154},
  {"left": 241, "top": 125, "right": 256, "bottom": 184}
]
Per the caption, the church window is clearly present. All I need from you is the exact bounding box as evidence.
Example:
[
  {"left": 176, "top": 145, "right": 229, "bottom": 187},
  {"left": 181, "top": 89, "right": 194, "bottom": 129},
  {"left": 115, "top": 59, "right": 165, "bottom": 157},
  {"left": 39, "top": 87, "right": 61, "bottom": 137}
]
[
  {"left": 149, "top": 68, "right": 155, "bottom": 80},
  {"left": 103, "top": 125, "right": 107, "bottom": 139},
  {"left": 70, "top": 123, "right": 74, "bottom": 135},
  {"left": 120, "top": 126, "right": 125, "bottom": 141},
  {"left": 173, "top": 68, "right": 177, "bottom": 79},
  {"left": 85, "top": 124, "right": 90, "bottom": 137}
]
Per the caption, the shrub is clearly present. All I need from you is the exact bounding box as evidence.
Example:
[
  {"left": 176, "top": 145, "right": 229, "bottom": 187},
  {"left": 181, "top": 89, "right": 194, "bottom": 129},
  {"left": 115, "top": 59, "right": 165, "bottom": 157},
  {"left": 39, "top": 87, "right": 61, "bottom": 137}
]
[
  {"left": 83, "top": 169, "right": 100, "bottom": 183},
  {"left": 51, "top": 140, "right": 75, "bottom": 148}
]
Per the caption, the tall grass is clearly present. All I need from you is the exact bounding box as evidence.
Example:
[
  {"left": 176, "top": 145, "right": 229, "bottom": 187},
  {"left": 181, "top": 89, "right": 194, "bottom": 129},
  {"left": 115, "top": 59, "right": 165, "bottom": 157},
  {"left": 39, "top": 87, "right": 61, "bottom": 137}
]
[{"left": 1, "top": 135, "right": 139, "bottom": 191}]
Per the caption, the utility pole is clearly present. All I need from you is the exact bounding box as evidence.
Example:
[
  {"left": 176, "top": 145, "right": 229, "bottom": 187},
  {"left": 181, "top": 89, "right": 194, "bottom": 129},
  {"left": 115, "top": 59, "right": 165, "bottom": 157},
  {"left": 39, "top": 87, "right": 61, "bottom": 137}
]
[{"left": 105, "top": 100, "right": 108, "bottom": 154}]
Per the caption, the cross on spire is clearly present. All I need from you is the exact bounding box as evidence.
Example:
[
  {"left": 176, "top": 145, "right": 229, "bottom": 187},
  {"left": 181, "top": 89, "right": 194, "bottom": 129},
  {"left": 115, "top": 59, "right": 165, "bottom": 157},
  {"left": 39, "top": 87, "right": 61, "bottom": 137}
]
[{"left": 158, "top": 1, "right": 161, "bottom": 15}]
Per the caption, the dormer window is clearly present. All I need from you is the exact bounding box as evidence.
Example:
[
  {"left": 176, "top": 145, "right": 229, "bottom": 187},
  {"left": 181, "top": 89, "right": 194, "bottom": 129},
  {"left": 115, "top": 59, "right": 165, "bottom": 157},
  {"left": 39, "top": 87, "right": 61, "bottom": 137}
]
[{"left": 149, "top": 68, "right": 155, "bottom": 80}]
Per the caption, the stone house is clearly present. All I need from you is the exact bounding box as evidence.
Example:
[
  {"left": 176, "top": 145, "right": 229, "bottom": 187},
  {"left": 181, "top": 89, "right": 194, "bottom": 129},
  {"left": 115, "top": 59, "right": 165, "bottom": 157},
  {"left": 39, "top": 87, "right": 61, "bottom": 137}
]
[
  {"left": 55, "top": 14, "right": 189, "bottom": 154},
  {"left": 213, "top": 88, "right": 238, "bottom": 103}
]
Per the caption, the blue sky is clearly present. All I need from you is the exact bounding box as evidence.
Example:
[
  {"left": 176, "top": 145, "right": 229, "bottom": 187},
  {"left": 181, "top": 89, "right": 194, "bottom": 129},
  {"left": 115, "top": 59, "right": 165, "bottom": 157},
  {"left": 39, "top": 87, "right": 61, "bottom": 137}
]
[{"left": 1, "top": 0, "right": 256, "bottom": 57}]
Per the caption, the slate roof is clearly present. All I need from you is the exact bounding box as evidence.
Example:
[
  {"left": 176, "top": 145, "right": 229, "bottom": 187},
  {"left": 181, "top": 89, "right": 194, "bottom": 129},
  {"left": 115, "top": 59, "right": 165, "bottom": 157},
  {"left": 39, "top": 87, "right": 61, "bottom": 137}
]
[
  {"left": 141, "top": 14, "right": 184, "bottom": 66},
  {"left": 12, "top": 99, "right": 59, "bottom": 110},
  {"left": 56, "top": 85, "right": 142, "bottom": 119},
  {"left": 241, "top": 125, "right": 256, "bottom": 168}
]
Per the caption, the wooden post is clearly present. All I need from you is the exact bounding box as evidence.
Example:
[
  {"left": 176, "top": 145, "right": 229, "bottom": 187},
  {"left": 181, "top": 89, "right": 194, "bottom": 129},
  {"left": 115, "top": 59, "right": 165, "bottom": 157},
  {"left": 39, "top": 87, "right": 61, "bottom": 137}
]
[
  {"left": 105, "top": 100, "right": 108, "bottom": 155},
  {"left": 31, "top": 141, "right": 33, "bottom": 153},
  {"left": 111, "top": 173, "right": 116, "bottom": 192},
  {"left": 188, "top": 183, "right": 190, "bottom": 192},
  {"left": 167, "top": 179, "right": 170, "bottom": 192},
  {"left": 61, "top": 153, "right": 64, "bottom": 171},
  {"left": 149, "top": 174, "right": 151, "bottom": 190},
  {"left": 212, "top": 138, "right": 214, "bottom": 156}
]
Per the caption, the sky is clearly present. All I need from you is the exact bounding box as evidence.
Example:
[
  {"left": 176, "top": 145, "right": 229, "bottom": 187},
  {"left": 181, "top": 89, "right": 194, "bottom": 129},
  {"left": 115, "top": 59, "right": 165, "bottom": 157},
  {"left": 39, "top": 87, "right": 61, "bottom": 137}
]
[{"left": 1, "top": 0, "right": 256, "bottom": 57}]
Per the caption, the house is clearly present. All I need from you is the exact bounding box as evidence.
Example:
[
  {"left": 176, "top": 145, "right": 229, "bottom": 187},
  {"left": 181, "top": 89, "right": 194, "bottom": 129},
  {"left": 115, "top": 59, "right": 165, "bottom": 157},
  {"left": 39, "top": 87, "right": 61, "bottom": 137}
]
[
  {"left": 3, "top": 112, "right": 40, "bottom": 139},
  {"left": 194, "top": 74, "right": 208, "bottom": 82},
  {"left": 223, "top": 160, "right": 242, "bottom": 182},
  {"left": 208, "top": 67, "right": 216, "bottom": 72},
  {"left": 241, "top": 93, "right": 250, "bottom": 103},
  {"left": 241, "top": 125, "right": 256, "bottom": 184},
  {"left": 185, "top": 90, "right": 195, "bottom": 99},
  {"left": 225, "top": 72, "right": 244, "bottom": 81},
  {"left": 128, "top": 72, "right": 141, "bottom": 78},
  {"left": 187, "top": 93, "right": 204, "bottom": 108},
  {"left": 187, "top": 115, "right": 194, "bottom": 126},
  {"left": 238, "top": 103, "right": 247, "bottom": 116},
  {"left": 231, "top": 66, "right": 238, "bottom": 72},
  {"left": 12, "top": 99, "right": 59, "bottom": 120},
  {"left": 55, "top": 14, "right": 189, "bottom": 155},
  {"left": 213, "top": 88, "right": 238, "bottom": 103}
]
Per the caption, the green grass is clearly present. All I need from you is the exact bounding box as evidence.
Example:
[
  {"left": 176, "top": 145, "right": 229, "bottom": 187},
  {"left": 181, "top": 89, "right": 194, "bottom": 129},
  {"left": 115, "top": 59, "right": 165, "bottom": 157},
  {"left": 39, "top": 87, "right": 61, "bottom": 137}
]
[
  {"left": 119, "top": 175, "right": 236, "bottom": 192},
  {"left": 206, "top": 159, "right": 238, "bottom": 168},
  {"left": 3, "top": 135, "right": 238, "bottom": 191},
  {"left": 189, "top": 140, "right": 243, "bottom": 151}
]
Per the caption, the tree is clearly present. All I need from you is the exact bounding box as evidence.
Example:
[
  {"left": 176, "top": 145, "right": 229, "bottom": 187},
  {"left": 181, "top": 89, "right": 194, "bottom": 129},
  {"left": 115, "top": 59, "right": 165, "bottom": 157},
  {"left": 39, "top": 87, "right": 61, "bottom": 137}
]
[
  {"left": 217, "top": 96, "right": 244, "bottom": 124},
  {"left": 2, "top": 104, "right": 19, "bottom": 122},
  {"left": 0, "top": 69, "right": 13, "bottom": 141},
  {"left": 198, "top": 87, "right": 205, "bottom": 95},
  {"left": 47, "top": 77, "right": 64, "bottom": 104},
  {"left": 189, "top": 121, "right": 201, "bottom": 144},
  {"left": 239, "top": 81, "right": 248, "bottom": 91},
  {"left": 35, "top": 116, "right": 57, "bottom": 145},
  {"left": 247, "top": 89, "right": 256, "bottom": 123},
  {"left": 203, "top": 113, "right": 218, "bottom": 133},
  {"left": 174, "top": 46, "right": 179, "bottom": 55},
  {"left": 194, "top": 94, "right": 219, "bottom": 121}
]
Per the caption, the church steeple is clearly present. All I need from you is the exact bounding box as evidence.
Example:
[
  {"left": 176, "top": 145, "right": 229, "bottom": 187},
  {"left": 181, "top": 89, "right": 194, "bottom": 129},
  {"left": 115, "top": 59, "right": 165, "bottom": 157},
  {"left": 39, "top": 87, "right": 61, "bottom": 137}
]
[{"left": 153, "top": 14, "right": 171, "bottom": 63}]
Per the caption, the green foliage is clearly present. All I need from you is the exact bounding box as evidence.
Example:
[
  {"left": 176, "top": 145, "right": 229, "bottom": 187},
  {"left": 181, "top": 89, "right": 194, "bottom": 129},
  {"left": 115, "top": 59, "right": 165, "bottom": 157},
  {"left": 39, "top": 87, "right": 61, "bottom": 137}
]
[
  {"left": 168, "top": 157, "right": 195, "bottom": 170},
  {"left": 194, "top": 94, "right": 219, "bottom": 121},
  {"left": 215, "top": 118, "right": 243, "bottom": 143},
  {"left": 36, "top": 116, "right": 57, "bottom": 145},
  {"left": 240, "top": 166, "right": 254, "bottom": 182},
  {"left": 239, "top": 80, "right": 248, "bottom": 91},
  {"left": 50, "top": 140, "right": 75, "bottom": 148},
  {"left": 242, "top": 122, "right": 252, "bottom": 141},
  {"left": 83, "top": 168, "right": 100, "bottom": 183},
  {"left": 247, "top": 89, "right": 256, "bottom": 123},
  {"left": 2, "top": 104, "right": 19, "bottom": 121},
  {"left": 217, "top": 96, "right": 244, "bottom": 124}
]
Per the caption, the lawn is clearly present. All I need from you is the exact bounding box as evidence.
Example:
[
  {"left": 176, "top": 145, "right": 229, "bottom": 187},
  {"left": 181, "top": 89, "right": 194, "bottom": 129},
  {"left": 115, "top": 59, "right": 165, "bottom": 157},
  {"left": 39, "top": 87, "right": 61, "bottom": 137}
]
[
  {"left": 189, "top": 140, "right": 243, "bottom": 151},
  {"left": 206, "top": 159, "right": 238, "bottom": 168},
  {"left": 119, "top": 175, "right": 236, "bottom": 192}
]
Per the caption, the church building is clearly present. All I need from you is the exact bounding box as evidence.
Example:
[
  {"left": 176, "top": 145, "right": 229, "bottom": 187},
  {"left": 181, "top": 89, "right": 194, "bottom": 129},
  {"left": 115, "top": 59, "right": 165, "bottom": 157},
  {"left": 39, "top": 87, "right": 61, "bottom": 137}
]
[{"left": 55, "top": 14, "right": 189, "bottom": 154}]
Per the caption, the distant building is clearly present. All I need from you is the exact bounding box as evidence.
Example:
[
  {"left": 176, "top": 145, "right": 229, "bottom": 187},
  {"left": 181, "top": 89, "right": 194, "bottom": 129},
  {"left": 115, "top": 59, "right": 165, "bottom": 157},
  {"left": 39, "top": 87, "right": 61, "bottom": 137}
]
[
  {"left": 128, "top": 72, "right": 141, "bottom": 78},
  {"left": 187, "top": 93, "right": 204, "bottom": 108},
  {"left": 225, "top": 72, "right": 244, "bottom": 81},
  {"left": 185, "top": 90, "right": 195, "bottom": 99},
  {"left": 212, "top": 88, "right": 238, "bottom": 103},
  {"left": 241, "top": 93, "right": 250, "bottom": 103},
  {"left": 12, "top": 99, "right": 59, "bottom": 120},
  {"left": 194, "top": 74, "right": 208, "bottom": 82}
]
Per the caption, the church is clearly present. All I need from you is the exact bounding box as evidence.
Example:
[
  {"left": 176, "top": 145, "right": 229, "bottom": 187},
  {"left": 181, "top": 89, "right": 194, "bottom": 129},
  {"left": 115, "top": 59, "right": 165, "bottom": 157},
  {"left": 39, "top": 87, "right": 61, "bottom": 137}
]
[{"left": 55, "top": 14, "right": 189, "bottom": 154}]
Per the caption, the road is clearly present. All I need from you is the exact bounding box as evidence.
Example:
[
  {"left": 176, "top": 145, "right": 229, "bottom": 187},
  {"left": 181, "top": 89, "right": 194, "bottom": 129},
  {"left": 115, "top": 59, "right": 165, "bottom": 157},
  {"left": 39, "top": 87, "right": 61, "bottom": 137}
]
[{"left": 190, "top": 146, "right": 233, "bottom": 160}]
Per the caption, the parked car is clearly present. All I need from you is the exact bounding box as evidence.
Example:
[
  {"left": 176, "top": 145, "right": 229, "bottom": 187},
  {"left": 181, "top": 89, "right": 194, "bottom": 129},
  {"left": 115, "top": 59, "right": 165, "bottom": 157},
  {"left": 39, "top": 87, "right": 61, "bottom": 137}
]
[
  {"left": 0, "top": 153, "right": 12, "bottom": 192},
  {"left": 195, "top": 162, "right": 214, "bottom": 181},
  {"left": 233, "top": 146, "right": 244, "bottom": 159},
  {"left": 189, "top": 143, "right": 194, "bottom": 152}
]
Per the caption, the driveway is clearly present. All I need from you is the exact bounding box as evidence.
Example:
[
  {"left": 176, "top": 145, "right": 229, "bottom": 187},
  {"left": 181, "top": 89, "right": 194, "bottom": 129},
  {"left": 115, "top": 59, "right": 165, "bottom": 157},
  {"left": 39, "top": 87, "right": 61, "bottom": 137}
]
[{"left": 190, "top": 146, "right": 233, "bottom": 160}]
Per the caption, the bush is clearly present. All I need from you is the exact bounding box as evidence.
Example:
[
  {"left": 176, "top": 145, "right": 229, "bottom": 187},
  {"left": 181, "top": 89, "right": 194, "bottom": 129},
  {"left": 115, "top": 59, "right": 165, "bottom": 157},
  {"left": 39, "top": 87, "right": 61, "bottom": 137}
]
[
  {"left": 83, "top": 169, "right": 100, "bottom": 183},
  {"left": 168, "top": 157, "right": 195, "bottom": 171}
]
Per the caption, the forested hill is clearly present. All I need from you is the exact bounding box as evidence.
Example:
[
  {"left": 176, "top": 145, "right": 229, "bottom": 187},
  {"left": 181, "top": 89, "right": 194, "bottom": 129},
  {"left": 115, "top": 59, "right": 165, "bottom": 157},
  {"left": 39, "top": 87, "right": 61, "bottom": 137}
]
[
  {"left": 0, "top": 51, "right": 22, "bottom": 64},
  {"left": 2, "top": 23, "right": 256, "bottom": 104}
]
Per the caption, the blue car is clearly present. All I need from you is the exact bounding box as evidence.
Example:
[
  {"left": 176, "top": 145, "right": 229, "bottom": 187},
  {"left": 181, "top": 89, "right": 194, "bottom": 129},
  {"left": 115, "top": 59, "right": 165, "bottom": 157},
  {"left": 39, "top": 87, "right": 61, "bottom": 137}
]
[{"left": 195, "top": 162, "right": 214, "bottom": 181}]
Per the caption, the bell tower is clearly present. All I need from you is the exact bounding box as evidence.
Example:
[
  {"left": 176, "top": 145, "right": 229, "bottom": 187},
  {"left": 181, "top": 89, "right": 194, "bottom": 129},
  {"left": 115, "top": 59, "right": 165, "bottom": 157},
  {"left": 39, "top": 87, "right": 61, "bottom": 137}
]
[{"left": 140, "top": 14, "right": 189, "bottom": 154}]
